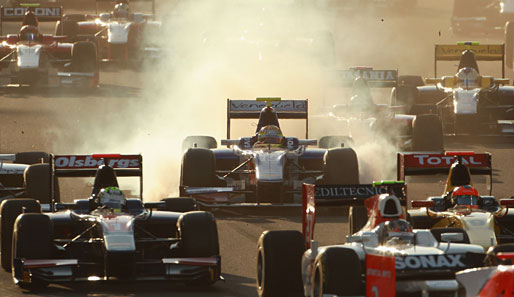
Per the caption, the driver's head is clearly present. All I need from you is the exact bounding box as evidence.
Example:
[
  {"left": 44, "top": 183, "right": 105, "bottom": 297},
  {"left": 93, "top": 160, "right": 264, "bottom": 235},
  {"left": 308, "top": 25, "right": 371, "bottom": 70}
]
[
  {"left": 451, "top": 185, "right": 480, "bottom": 207},
  {"left": 98, "top": 187, "right": 126, "bottom": 210},
  {"left": 382, "top": 219, "right": 414, "bottom": 245},
  {"left": 257, "top": 125, "right": 283, "bottom": 144},
  {"left": 19, "top": 25, "right": 39, "bottom": 42},
  {"left": 113, "top": 3, "right": 130, "bottom": 18},
  {"left": 456, "top": 67, "right": 480, "bottom": 90}
]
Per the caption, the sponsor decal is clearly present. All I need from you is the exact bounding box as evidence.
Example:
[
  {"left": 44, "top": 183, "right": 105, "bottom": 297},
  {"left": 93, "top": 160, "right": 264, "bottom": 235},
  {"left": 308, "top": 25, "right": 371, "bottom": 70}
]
[
  {"left": 339, "top": 69, "right": 398, "bottom": 82},
  {"left": 395, "top": 254, "right": 466, "bottom": 270},
  {"left": 366, "top": 254, "right": 396, "bottom": 297},
  {"left": 54, "top": 155, "right": 140, "bottom": 169},
  {"left": 2, "top": 7, "right": 61, "bottom": 17},
  {"left": 436, "top": 44, "right": 503, "bottom": 59},
  {"left": 315, "top": 185, "right": 388, "bottom": 199},
  {"left": 229, "top": 100, "right": 307, "bottom": 113},
  {"left": 404, "top": 154, "right": 489, "bottom": 168}
]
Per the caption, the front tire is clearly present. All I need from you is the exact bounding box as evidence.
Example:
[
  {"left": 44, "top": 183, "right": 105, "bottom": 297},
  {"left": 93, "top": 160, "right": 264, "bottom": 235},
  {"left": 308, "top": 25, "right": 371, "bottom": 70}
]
[
  {"left": 318, "top": 148, "right": 359, "bottom": 185},
  {"left": 256, "top": 230, "right": 305, "bottom": 297},
  {"left": 349, "top": 206, "right": 368, "bottom": 234},
  {"left": 412, "top": 114, "right": 444, "bottom": 151}
]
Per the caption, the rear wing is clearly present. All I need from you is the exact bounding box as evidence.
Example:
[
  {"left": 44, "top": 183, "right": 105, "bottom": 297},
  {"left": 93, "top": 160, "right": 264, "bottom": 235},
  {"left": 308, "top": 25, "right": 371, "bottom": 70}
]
[
  {"left": 302, "top": 182, "right": 406, "bottom": 249},
  {"left": 397, "top": 152, "right": 492, "bottom": 193},
  {"left": 434, "top": 43, "right": 505, "bottom": 77},
  {"left": 0, "top": 5, "right": 62, "bottom": 35},
  {"left": 226, "top": 98, "right": 308, "bottom": 139},
  {"left": 333, "top": 68, "right": 398, "bottom": 88},
  {"left": 95, "top": 0, "right": 155, "bottom": 18},
  {"left": 49, "top": 154, "right": 143, "bottom": 208}
]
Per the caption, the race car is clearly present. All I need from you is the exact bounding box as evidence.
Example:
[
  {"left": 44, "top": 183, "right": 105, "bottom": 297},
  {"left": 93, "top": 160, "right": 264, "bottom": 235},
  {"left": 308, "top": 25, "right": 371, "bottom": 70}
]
[
  {"left": 311, "top": 67, "right": 444, "bottom": 151},
  {"left": 54, "top": 0, "right": 160, "bottom": 64},
  {"left": 0, "top": 7, "right": 99, "bottom": 87},
  {"left": 391, "top": 43, "right": 514, "bottom": 139},
  {"left": 1, "top": 153, "right": 221, "bottom": 289},
  {"left": 400, "top": 151, "right": 514, "bottom": 249},
  {"left": 0, "top": 151, "right": 54, "bottom": 202},
  {"left": 256, "top": 182, "right": 486, "bottom": 297},
  {"left": 180, "top": 97, "right": 360, "bottom": 206}
]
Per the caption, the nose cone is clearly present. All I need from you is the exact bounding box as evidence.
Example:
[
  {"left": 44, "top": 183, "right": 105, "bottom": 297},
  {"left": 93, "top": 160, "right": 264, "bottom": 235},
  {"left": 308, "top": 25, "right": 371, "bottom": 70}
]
[{"left": 254, "top": 151, "right": 285, "bottom": 182}]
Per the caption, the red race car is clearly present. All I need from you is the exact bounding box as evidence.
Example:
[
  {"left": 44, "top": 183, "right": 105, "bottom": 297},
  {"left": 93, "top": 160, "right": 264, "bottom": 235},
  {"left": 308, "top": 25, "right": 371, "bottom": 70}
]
[{"left": 0, "top": 6, "right": 98, "bottom": 87}]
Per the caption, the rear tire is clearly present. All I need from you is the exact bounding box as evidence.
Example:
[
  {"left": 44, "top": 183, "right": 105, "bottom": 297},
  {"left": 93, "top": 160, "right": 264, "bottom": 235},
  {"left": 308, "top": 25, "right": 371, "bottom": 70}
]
[
  {"left": 178, "top": 211, "right": 220, "bottom": 286},
  {"left": 319, "top": 148, "right": 359, "bottom": 185},
  {"left": 390, "top": 85, "right": 418, "bottom": 107},
  {"left": 412, "top": 114, "right": 444, "bottom": 151},
  {"left": 14, "top": 152, "right": 49, "bottom": 165},
  {"left": 13, "top": 213, "right": 53, "bottom": 290},
  {"left": 0, "top": 199, "right": 41, "bottom": 272},
  {"left": 24, "top": 163, "right": 59, "bottom": 204},
  {"left": 161, "top": 197, "right": 197, "bottom": 212},
  {"left": 71, "top": 41, "right": 98, "bottom": 73},
  {"left": 349, "top": 206, "right": 368, "bottom": 234},
  {"left": 311, "top": 247, "right": 362, "bottom": 297},
  {"left": 318, "top": 135, "right": 354, "bottom": 149},
  {"left": 54, "top": 20, "right": 78, "bottom": 38},
  {"left": 182, "top": 136, "right": 217, "bottom": 151},
  {"left": 398, "top": 75, "right": 424, "bottom": 87},
  {"left": 180, "top": 148, "right": 218, "bottom": 189},
  {"left": 256, "top": 230, "right": 305, "bottom": 297}
]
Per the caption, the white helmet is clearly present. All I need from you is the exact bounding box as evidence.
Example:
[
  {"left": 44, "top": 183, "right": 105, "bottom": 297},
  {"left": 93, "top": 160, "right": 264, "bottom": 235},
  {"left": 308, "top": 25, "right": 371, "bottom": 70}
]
[{"left": 98, "top": 187, "right": 126, "bottom": 209}]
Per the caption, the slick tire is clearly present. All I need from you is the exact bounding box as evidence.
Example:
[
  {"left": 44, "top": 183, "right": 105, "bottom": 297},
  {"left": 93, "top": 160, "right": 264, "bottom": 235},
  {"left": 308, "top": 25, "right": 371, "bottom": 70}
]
[
  {"left": 349, "top": 206, "right": 368, "bottom": 234},
  {"left": 398, "top": 75, "right": 424, "bottom": 87},
  {"left": 257, "top": 230, "right": 305, "bottom": 297},
  {"left": 24, "top": 164, "right": 60, "bottom": 204},
  {"left": 390, "top": 85, "right": 418, "bottom": 107},
  {"left": 0, "top": 199, "right": 41, "bottom": 272},
  {"left": 14, "top": 152, "right": 49, "bottom": 165},
  {"left": 13, "top": 213, "right": 52, "bottom": 290},
  {"left": 178, "top": 211, "right": 220, "bottom": 286},
  {"left": 54, "top": 19, "right": 79, "bottom": 37},
  {"left": 506, "top": 22, "right": 514, "bottom": 69},
  {"left": 71, "top": 41, "right": 98, "bottom": 73},
  {"left": 180, "top": 148, "right": 217, "bottom": 188},
  {"left": 182, "top": 136, "right": 217, "bottom": 151},
  {"left": 430, "top": 227, "right": 470, "bottom": 244},
  {"left": 319, "top": 148, "right": 359, "bottom": 185},
  {"left": 161, "top": 197, "right": 197, "bottom": 212},
  {"left": 318, "top": 135, "right": 354, "bottom": 149},
  {"left": 311, "top": 247, "right": 363, "bottom": 297},
  {"left": 412, "top": 114, "right": 444, "bottom": 151},
  {"left": 63, "top": 14, "right": 87, "bottom": 22}
]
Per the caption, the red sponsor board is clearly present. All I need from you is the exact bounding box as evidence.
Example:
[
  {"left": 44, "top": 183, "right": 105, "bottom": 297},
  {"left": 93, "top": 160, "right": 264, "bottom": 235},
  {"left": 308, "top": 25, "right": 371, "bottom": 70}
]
[
  {"left": 403, "top": 153, "right": 489, "bottom": 168},
  {"left": 54, "top": 155, "right": 141, "bottom": 169},
  {"left": 366, "top": 254, "right": 396, "bottom": 297}
]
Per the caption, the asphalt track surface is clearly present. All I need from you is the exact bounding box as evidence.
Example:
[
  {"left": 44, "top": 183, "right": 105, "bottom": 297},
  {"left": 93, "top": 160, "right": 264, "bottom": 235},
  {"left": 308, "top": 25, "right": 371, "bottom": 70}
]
[{"left": 0, "top": 1, "right": 513, "bottom": 296}]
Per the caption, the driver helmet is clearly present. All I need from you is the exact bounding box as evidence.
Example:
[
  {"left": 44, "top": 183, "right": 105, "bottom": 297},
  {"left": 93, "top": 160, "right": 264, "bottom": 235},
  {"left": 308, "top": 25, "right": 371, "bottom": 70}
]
[
  {"left": 257, "top": 125, "right": 283, "bottom": 145},
  {"left": 456, "top": 67, "right": 480, "bottom": 89},
  {"left": 98, "top": 186, "right": 126, "bottom": 210},
  {"left": 382, "top": 219, "right": 414, "bottom": 245},
  {"left": 451, "top": 185, "right": 480, "bottom": 207},
  {"left": 113, "top": 3, "right": 130, "bottom": 18},
  {"left": 19, "top": 25, "right": 39, "bottom": 42}
]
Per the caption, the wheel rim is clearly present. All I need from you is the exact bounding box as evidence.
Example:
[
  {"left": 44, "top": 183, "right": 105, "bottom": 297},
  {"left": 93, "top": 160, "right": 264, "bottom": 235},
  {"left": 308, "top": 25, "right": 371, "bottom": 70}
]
[{"left": 257, "top": 249, "right": 264, "bottom": 290}]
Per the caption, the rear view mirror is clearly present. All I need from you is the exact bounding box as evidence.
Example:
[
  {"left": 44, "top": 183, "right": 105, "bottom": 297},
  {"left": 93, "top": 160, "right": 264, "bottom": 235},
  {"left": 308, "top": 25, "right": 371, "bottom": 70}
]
[{"left": 441, "top": 232, "right": 464, "bottom": 243}]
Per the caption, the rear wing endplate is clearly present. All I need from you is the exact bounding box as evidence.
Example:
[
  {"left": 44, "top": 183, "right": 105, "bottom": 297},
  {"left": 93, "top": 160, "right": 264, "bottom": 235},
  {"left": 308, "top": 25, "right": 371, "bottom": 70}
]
[
  {"left": 434, "top": 43, "right": 505, "bottom": 77},
  {"left": 49, "top": 154, "right": 143, "bottom": 209},
  {"left": 333, "top": 69, "right": 398, "bottom": 88},
  {"left": 226, "top": 98, "right": 308, "bottom": 139},
  {"left": 302, "top": 182, "right": 406, "bottom": 249}
]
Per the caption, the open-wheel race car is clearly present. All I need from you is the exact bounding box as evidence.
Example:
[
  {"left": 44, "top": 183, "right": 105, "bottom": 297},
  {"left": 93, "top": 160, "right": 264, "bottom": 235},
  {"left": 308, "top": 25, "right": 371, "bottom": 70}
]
[
  {"left": 0, "top": 6, "right": 99, "bottom": 87},
  {"left": 400, "top": 151, "right": 514, "bottom": 250},
  {"left": 0, "top": 153, "right": 221, "bottom": 290},
  {"left": 54, "top": 0, "right": 160, "bottom": 65},
  {"left": 391, "top": 42, "right": 514, "bottom": 140},
  {"left": 180, "top": 97, "right": 360, "bottom": 207},
  {"left": 311, "top": 67, "right": 444, "bottom": 151},
  {"left": 256, "top": 182, "right": 486, "bottom": 297}
]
